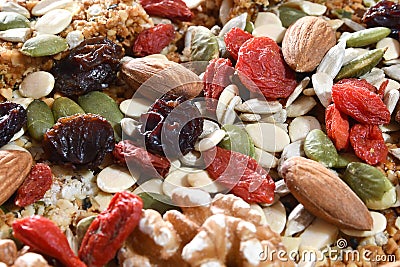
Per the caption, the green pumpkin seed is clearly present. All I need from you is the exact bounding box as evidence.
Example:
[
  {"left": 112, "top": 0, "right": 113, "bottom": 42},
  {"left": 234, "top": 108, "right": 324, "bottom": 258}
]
[
  {"left": 21, "top": 34, "right": 68, "bottom": 57},
  {"left": 190, "top": 26, "right": 219, "bottom": 62},
  {"left": 0, "top": 12, "right": 29, "bottom": 31},
  {"left": 137, "top": 192, "right": 178, "bottom": 215},
  {"left": 278, "top": 6, "right": 307, "bottom": 28},
  {"left": 334, "top": 152, "right": 360, "bottom": 168},
  {"left": 219, "top": 124, "right": 255, "bottom": 158},
  {"left": 335, "top": 48, "right": 386, "bottom": 81},
  {"left": 346, "top": 27, "right": 391, "bottom": 48},
  {"left": 245, "top": 21, "right": 254, "bottom": 33},
  {"left": 52, "top": 97, "right": 85, "bottom": 121},
  {"left": 76, "top": 215, "right": 96, "bottom": 244},
  {"left": 27, "top": 99, "right": 55, "bottom": 141},
  {"left": 343, "top": 162, "right": 396, "bottom": 209},
  {"left": 304, "top": 129, "right": 338, "bottom": 167},
  {"left": 78, "top": 91, "right": 123, "bottom": 139}
]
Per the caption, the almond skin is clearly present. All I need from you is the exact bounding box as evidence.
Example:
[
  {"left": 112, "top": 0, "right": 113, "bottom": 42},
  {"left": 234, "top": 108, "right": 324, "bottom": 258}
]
[
  {"left": 0, "top": 150, "right": 33, "bottom": 205},
  {"left": 282, "top": 16, "right": 336, "bottom": 72},
  {"left": 280, "top": 156, "right": 373, "bottom": 231}
]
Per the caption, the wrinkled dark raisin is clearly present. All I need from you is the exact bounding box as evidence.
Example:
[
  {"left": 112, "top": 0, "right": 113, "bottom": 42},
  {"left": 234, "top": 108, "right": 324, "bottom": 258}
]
[
  {"left": 43, "top": 114, "right": 115, "bottom": 170},
  {"left": 363, "top": 0, "right": 400, "bottom": 33},
  {"left": 140, "top": 94, "right": 203, "bottom": 157},
  {"left": 52, "top": 37, "right": 124, "bottom": 97},
  {"left": 0, "top": 102, "right": 26, "bottom": 147}
]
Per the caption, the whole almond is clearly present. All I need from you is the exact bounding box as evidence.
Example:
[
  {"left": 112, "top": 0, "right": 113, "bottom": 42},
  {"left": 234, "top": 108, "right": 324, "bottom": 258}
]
[
  {"left": 0, "top": 150, "right": 33, "bottom": 205},
  {"left": 280, "top": 156, "right": 373, "bottom": 230},
  {"left": 120, "top": 57, "right": 203, "bottom": 100},
  {"left": 282, "top": 16, "right": 336, "bottom": 72}
]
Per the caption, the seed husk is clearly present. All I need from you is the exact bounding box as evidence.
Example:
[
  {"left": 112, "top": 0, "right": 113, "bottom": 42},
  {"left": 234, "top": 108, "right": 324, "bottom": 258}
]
[
  {"left": 0, "top": 27, "right": 31, "bottom": 42},
  {"left": 21, "top": 34, "right": 68, "bottom": 57},
  {"left": 346, "top": 27, "right": 391, "bottom": 48},
  {"left": 0, "top": 2, "right": 30, "bottom": 18},
  {"left": 34, "top": 9, "right": 73, "bottom": 35},
  {"left": 27, "top": 99, "right": 55, "bottom": 141},
  {"left": 0, "top": 12, "right": 29, "bottom": 31}
]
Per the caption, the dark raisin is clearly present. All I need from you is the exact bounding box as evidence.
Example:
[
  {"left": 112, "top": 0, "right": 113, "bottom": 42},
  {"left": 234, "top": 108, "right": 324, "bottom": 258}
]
[
  {"left": 51, "top": 37, "right": 124, "bottom": 97},
  {"left": 43, "top": 113, "right": 115, "bottom": 170},
  {"left": 0, "top": 102, "right": 26, "bottom": 147},
  {"left": 82, "top": 197, "right": 92, "bottom": 210},
  {"left": 140, "top": 94, "right": 203, "bottom": 157},
  {"left": 363, "top": 0, "right": 400, "bottom": 31}
]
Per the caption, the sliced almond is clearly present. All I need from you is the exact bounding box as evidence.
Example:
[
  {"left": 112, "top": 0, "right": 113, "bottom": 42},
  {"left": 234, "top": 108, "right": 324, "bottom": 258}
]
[
  {"left": 376, "top": 37, "right": 400, "bottom": 61},
  {"left": 311, "top": 72, "right": 333, "bottom": 108},
  {"left": 235, "top": 99, "right": 282, "bottom": 114},
  {"left": 186, "top": 170, "right": 225, "bottom": 193},
  {"left": 340, "top": 211, "right": 387, "bottom": 237},
  {"left": 317, "top": 40, "right": 346, "bottom": 79},
  {"left": 19, "top": 71, "right": 55, "bottom": 99},
  {"left": 34, "top": 9, "right": 72, "bottom": 35},
  {"left": 96, "top": 164, "right": 137, "bottom": 193},
  {"left": 383, "top": 64, "right": 400, "bottom": 82},
  {"left": 250, "top": 204, "right": 267, "bottom": 226},
  {"left": 300, "top": 218, "right": 338, "bottom": 250},
  {"left": 221, "top": 95, "right": 241, "bottom": 125},
  {"left": 119, "top": 98, "right": 152, "bottom": 118},
  {"left": 245, "top": 123, "right": 290, "bottom": 153},
  {"left": 239, "top": 113, "right": 261, "bottom": 122},
  {"left": 286, "top": 77, "right": 310, "bottom": 108},
  {"left": 252, "top": 24, "right": 286, "bottom": 43},
  {"left": 384, "top": 89, "right": 399, "bottom": 114},
  {"left": 286, "top": 96, "right": 317, "bottom": 117},
  {"left": 199, "top": 119, "right": 220, "bottom": 139},
  {"left": 254, "top": 12, "right": 282, "bottom": 28},
  {"left": 289, "top": 116, "right": 321, "bottom": 142},
  {"left": 216, "top": 84, "right": 238, "bottom": 122},
  {"left": 285, "top": 204, "right": 315, "bottom": 236},
  {"left": 31, "top": 0, "right": 73, "bottom": 16},
  {"left": 262, "top": 201, "right": 286, "bottom": 234},
  {"left": 195, "top": 129, "right": 226, "bottom": 152},
  {"left": 260, "top": 109, "right": 287, "bottom": 123},
  {"left": 254, "top": 147, "right": 278, "bottom": 169},
  {"left": 132, "top": 179, "right": 163, "bottom": 195},
  {"left": 163, "top": 169, "right": 191, "bottom": 197}
]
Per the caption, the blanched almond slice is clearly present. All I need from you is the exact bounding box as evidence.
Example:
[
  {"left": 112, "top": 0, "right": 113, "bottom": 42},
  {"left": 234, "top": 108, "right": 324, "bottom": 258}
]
[
  {"left": 10, "top": 127, "right": 25, "bottom": 142},
  {"left": 262, "top": 201, "right": 286, "bottom": 234},
  {"left": 31, "top": 0, "right": 73, "bottom": 16},
  {"left": 254, "top": 12, "right": 282, "bottom": 28},
  {"left": 199, "top": 120, "right": 220, "bottom": 139},
  {"left": 260, "top": 109, "right": 287, "bottom": 123},
  {"left": 281, "top": 237, "right": 302, "bottom": 256},
  {"left": 19, "top": 71, "right": 54, "bottom": 99},
  {"left": 132, "top": 179, "right": 163, "bottom": 195},
  {"left": 235, "top": 99, "right": 282, "bottom": 114},
  {"left": 300, "top": 218, "right": 338, "bottom": 250},
  {"left": 93, "top": 192, "right": 113, "bottom": 212},
  {"left": 34, "top": 9, "right": 72, "bottom": 35},
  {"left": 179, "top": 151, "right": 204, "bottom": 167},
  {"left": 195, "top": 129, "right": 226, "bottom": 152},
  {"left": 289, "top": 116, "right": 321, "bottom": 142},
  {"left": 216, "top": 84, "right": 238, "bottom": 122},
  {"left": 254, "top": 147, "right": 278, "bottom": 169},
  {"left": 376, "top": 37, "right": 400, "bottom": 61},
  {"left": 250, "top": 204, "right": 267, "bottom": 226},
  {"left": 186, "top": 170, "right": 225, "bottom": 193},
  {"left": 252, "top": 25, "right": 286, "bottom": 43},
  {"left": 163, "top": 169, "right": 191, "bottom": 197},
  {"left": 221, "top": 95, "right": 241, "bottom": 125},
  {"left": 285, "top": 204, "right": 315, "bottom": 237},
  {"left": 286, "top": 96, "right": 317, "bottom": 117},
  {"left": 96, "top": 164, "right": 137, "bottom": 193},
  {"left": 312, "top": 72, "right": 333, "bottom": 108},
  {"left": 340, "top": 211, "right": 387, "bottom": 237},
  {"left": 239, "top": 113, "right": 261, "bottom": 122},
  {"left": 245, "top": 123, "right": 290, "bottom": 153},
  {"left": 119, "top": 98, "right": 152, "bottom": 118},
  {"left": 286, "top": 77, "right": 310, "bottom": 108},
  {"left": 384, "top": 89, "right": 399, "bottom": 114}
]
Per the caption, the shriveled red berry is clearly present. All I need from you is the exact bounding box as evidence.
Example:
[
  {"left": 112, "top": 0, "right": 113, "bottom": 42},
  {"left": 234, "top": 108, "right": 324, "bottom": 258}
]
[
  {"left": 140, "top": 0, "right": 193, "bottom": 21},
  {"left": 325, "top": 103, "right": 350, "bottom": 151},
  {"left": 332, "top": 78, "right": 390, "bottom": 125},
  {"left": 236, "top": 37, "right": 297, "bottom": 99},
  {"left": 15, "top": 163, "right": 53, "bottom": 207},
  {"left": 350, "top": 124, "right": 388, "bottom": 165},
  {"left": 133, "top": 24, "right": 175, "bottom": 57},
  {"left": 224, "top": 27, "right": 253, "bottom": 60}
]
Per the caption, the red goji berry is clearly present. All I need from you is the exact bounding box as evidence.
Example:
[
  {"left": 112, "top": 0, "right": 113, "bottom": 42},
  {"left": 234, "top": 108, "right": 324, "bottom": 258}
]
[
  {"left": 133, "top": 24, "right": 175, "bottom": 57},
  {"left": 203, "top": 58, "right": 235, "bottom": 109},
  {"left": 332, "top": 78, "right": 390, "bottom": 125},
  {"left": 325, "top": 104, "right": 350, "bottom": 151},
  {"left": 113, "top": 140, "right": 170, "bottom": 177},
  {"left": 224, "top": 27, "right": 253, "bottom": 61},
  {"left": 378, "top": 79, "right": 389, "bottom": 98},
  {"left": 79, "top": 191, "right": 143, "bottom": 267},
  {"left": 350, "top": 124, "right": 388, "bottom": 165},
  {"left": 236, "top": 37, "right": 297, "bottom": 99},
  {"left": 140, "top": 0, "right": 193, "bottom": 21},
  {"left": 15, "top": 163, "right": 53, "bottom": 207},
  {"left": 12, "top": 215, "right": 86, "bottom": 267},
  {"left": 203, "top": 146, "right": 275, "bottom": 204}
]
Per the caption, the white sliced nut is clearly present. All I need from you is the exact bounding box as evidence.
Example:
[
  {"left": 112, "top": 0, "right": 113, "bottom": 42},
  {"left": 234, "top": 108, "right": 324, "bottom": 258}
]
[
  {"left": 0, "top": 27, "right": 31, "bottom": 42},
  {"left": 250, "top": 204, "right": 267, "bottom": 226},
  {"left": 254, "top": 12, "right": 282, "bottom": 28},
  {"left": 260, "top": 109, "right": 287, "bottom": 123},
  {"left": 182, "top": 0, "right": 204, "bottom": 9},
  {"left": 239, "top": 113, "right": 261, "bottom": 122},
  {"left": 299, "top": 0, "right": 327, "bottom": 15},
  {"left": 278, "top": 140, "right": 305, "bottom": 173},
  {"left": 303, "top": 88, "right": 315, "bottom": 96},
  {"left": 13, "top": 252, "right": 49, "bottom": 267},
  {"left": 285, "top": 204, "right": 315, "bottom": 237},
  {"left": 384, "top": 79, "right": 400, "bottom": 94},
  {"left": 383, "top": 64, "right": 400, "bottom": 82},
  {"left": 281, "top": 237, "right": 302, "bottom": 257},
  {"left": 163, "top": 169, "right": 191, "bottom": 198},
  {"left": 121, "top": 118, "right": 141, "bottom": 137},
  {"left": 66, "top": 30, "right": 84, "bottom": 49},
  {"left": 169, "top": 159, "right": 181, "bottom": 173},
  {"left": 254, "top": 147, "right": 278, "bottom": 169},
  {"left": 219, "top": 0, "right": 234, "bottom": 26},
  {"left": 171, "top": 186, "right": 212, "bottom": 207},
  {"left": 262, "top": 201, "right": 286, "bottom": 234},
  {"left": 312, "top": 72, "right": 333, "bottom": 108},
  {"left": 245, "top": 123, "right": 290, "bottom": 153},
  {"left": 252, "top": 24, "right": 286, "bottom": 43},
  {"left": 326, "top": 19, "right": 344, "bottom": 30},
  {"left": 360, "top": 67, "right": 385, "bottom": 86},
  {"left": 395, "top": 216, "right": 400, "bottom": 230},
  {"left": 31, "top": 0, "right": 73, "bottom": 16},
  {"left": 342, "top": 18, "right": 366, "bottom": 32},
  {"left": 10, "top": 127, "right": 25, "bottom": 142},
  {"left": 133, "top": 179, "right": 163, "bottom": 195},
  {"left": 195, "top": 129, "right": 226, "bottom": 152},
  {"left": 119, "top": 98, "right": 152, "bottom": 118},
  {"left": 179, "top": 150, "right": 204, "bottom": 167},
  {"left": 221, "top": 95, "right": 241, "bottom": 125},
  {"left": 340, "top": 211, "right": 387, "bottom": 237},
  {"left": 286, "top": 77, "right": 310, "bottom": 108},
  {"left": 0, "top": 1, "right": 30, "bottom": 17},
  {"left": 235, "top": 99, "right": 282, "bottom": 114},
  {"left": 93, "top": 192, "right": 113, "bottom": 211},
  {"left": 289, "top": 116, "right": 321, "bottom": 142},
  {"left": 34, "top": 9, "right": 72, "bottom": 34},
  {"left": 384, "top": 89, "right": 399, "bottom": 114},
  {"left": 317, "top": 40, "right": 346, "bottom": 79},
  {"left": 300, "top": 218, "right": 339, "bottom": 250},
  {"left": 199, "top": 119, "right": 220, "bottom": 138},
  {"left": 216, "top": 84, "right": 238, "bottom": 122},
  {"left": 274, "top": 179, "right": 290, "bottom": 196},
  {"left": 144, "top": 53, "right": 169, "bottom": 61},
  {"left": 343, "top": 48, "right": 369, "bottom": 65},
  {"left": 376, "top": 37, "right": 400, "bottom": 61},
  {"left": 96, "top": 164, "right": 137, "bottom": 193},
  {"left": 286, "top": 96, "right": 317, "bottom": 117},
  {"left": 186, "top": 170, "right": 225, "bottom": 193},
  {"left": 19, "top": 71, "right": 55, "bottom": 99}
]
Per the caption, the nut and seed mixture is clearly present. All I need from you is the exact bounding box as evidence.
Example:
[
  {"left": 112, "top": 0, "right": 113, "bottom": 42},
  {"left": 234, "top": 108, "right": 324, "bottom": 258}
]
[{"left": 1, "top": 0, "right": 400, "bottom": 266}]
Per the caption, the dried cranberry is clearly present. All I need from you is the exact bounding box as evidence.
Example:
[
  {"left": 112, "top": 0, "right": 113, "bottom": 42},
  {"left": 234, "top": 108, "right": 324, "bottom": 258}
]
[
  {"left": 0, "top": 102, "right": 26, "bottom": 147},
  {"left": 363, "top": 0, "right": 400, "bottom": 34},
  {"left": 52, "top": 37, "right": 124, "bottom": 97},
  {"left": 43, "top": 114, "right": 115, "bottom": 169},
  {"left": 133, "top": 24, "right": 175, "bottom": 57},
  {"left": 140, "top": 94, "right": 203, "bottom": 157}
]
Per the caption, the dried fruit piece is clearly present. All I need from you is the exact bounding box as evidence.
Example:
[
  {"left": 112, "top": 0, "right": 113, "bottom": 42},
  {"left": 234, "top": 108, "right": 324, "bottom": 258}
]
[
  {"left": 236, "top": 37, "right": 297, "bottom": 99},
  {"left": 15, "top": 163, "right": 53, "bottom": 207},
  {"left": 43, "top": 114, "right": 115, "bottom": 169},
  {"left": 140, "top": 0, "right": 193, "bottom": 21},
  {"left": 332, "top": 79, "right": 390, "bottom": 125},
  {"left": 304, "top": 129, "right": 339, "bottom": 167},
  {"left": 325, "top": 103, "right": 350, "bottom": 151},
  {"left": 0, "top": 102, "right": 26, "bottom": 147},
  {"left": 204, "top": 146, "right": 275, "bottom": 204},
  {"left": 362, "top": 0, "right": 400, "bottom": 32},
  {"left": 133, "top": 24, "right": 175, "bottom": 57},
  {"left": 79, "top": 191, "right": 143, "bottom": 267},
  {"left": 224, "top": 27, "right": 253, "bottom": 60},
  {"left": 350, "top": 124, "right": 388, "bottom": 165}
]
